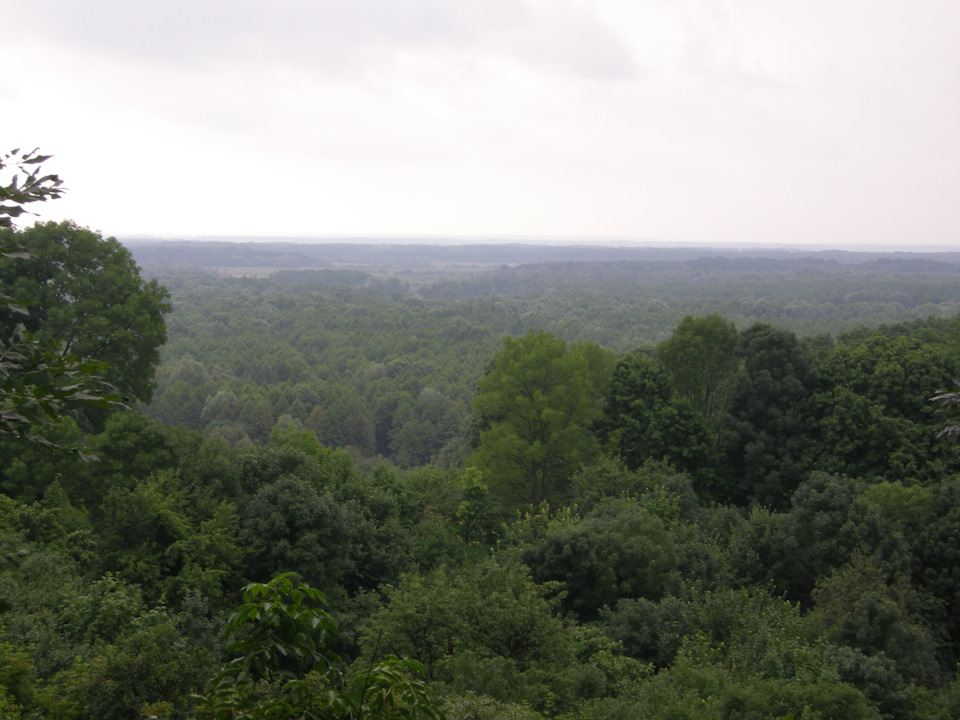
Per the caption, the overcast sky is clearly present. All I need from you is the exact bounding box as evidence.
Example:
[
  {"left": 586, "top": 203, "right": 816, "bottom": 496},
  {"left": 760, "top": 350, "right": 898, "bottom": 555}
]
[{"left": 4, "top": 0, "right": 959, "bottom": 247}]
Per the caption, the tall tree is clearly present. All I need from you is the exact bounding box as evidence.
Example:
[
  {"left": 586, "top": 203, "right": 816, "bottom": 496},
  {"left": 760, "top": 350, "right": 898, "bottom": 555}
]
[
  {"left": 656, "top": 314, "right": 738, "bottom": 448},
  {"left": 0, "top": 221, "right": 170, "bottom": 406},
  {"left": 0, "top": 151, "right": 123, "bottom": 451},
  {"left": 595, "top": 353, "right": 717, "bottom": 490},
  {"left": 470, "top": 330, "right": 611, "bottom": 505},
  {"left": 721, "top": 323, "right": 821, "bottom": 508}
]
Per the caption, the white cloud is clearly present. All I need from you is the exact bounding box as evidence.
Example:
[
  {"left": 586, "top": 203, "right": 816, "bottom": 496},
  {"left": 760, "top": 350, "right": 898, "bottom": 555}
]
[{"left": 3, "top": 0, "right": 959, "bottom": 246}]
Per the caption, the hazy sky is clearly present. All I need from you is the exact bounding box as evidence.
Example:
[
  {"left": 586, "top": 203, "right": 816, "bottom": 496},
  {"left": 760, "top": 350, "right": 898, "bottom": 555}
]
[{"left": 4, "top": 0, "right": 959, "bottom": 247}]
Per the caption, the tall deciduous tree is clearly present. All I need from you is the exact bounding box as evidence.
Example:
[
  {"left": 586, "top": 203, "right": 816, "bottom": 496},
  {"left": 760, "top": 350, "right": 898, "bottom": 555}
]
[
  {"left": 656, "top": 314, "right": 738, "bottom": 448},
  {"left": 0, "top": 221, "right": 170, "bottom": 407},
  {"left": 595, "top": 353, "right": 717, "bottom": 491},
  {"left": 470, "top": 330, "right": 611, "bottom": 505},
  {"left": 721, "top": 323, "right": 821, "bottom": 508},
  {"left": 1, "top": 151, "right": 124, "bottom": 451}
]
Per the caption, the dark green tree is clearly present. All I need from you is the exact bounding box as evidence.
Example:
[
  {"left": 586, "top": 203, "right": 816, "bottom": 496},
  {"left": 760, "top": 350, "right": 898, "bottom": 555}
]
[
  {"left": 721, "top": 323, "right": 821, "bottom": 508},
  {"left": 241, "top": 476, "right": 361, "bottom": 592},
  {"left": 812, "top": 553, "right": 941, "bottom": 686},
  {"left": 1, "top": 152, "right": 124, "bottom": 451},
  {"left": 595, "top": 353, "right": 717, "bottom": 491},
  {"left": 0, "top": 332, "right": 121, "bottom": 451},
  {"left": 811, "top": 328, "right": 960, "bottom": 482},
  {"left": 0, "top": 221, "right": 170, "bottom": 407},
  {"left": 910, "top": 477, "right": 960, "bottom": 664},
  {"left": 42, "top": 618, "right": 212, "bottom": 720},
  {"left": 729, "top": 472, "right": 909, "bottom": 607},
  {"left": 521, "top": 497, "right": 679, "bottom": 621},
  {"left": 95, "top": 470, "right": 245, "bottom": 605},
  {"left": 362, "top": 557, "right": 572, "bottom": 709},
  {"left": 930, "top": 379, "right": 960, "bottom": 442}
]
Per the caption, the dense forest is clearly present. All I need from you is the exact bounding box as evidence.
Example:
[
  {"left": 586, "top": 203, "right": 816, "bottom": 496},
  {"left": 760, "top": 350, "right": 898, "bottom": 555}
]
[
  {"left": 5, "top": 197, "right": 960, "bottom": 717},
  {"left": 137, "top": 241, "right": 960, "bottom": 473}
]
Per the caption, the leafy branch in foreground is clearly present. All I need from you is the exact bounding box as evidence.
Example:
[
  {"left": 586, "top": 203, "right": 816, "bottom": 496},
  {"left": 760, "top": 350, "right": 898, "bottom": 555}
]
[
  {"left": 196, "top": 573, "right": 442, "bottom": 720},
  {"left": 0, "top": 147, "right": 64, "bottom": 228},
  {"left": 931, "top": 380, "right": 960, "bottom": 442},
  {"left": 0, "top": 324, "right": 126, "bottom": 457},
  {"left": 0, "top": 147, "right": 62, "bottom": 310}
]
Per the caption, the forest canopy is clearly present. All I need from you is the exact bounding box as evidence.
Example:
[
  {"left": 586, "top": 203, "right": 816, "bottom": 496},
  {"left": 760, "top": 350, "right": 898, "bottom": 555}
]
[{"left": 5, "top": 219, "right": 960, "bottom": 718}]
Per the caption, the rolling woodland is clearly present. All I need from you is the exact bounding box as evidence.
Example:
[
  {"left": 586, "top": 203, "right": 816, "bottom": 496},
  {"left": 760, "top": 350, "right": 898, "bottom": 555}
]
[{"left": 4, "top": 215, "right": 960, "bottom": 719}]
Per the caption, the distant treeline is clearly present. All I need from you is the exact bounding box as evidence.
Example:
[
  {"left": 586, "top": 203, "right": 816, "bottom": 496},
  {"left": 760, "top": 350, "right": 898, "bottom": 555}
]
[{"left": 124, "top": 239, "right": 960, "bottom": 271}]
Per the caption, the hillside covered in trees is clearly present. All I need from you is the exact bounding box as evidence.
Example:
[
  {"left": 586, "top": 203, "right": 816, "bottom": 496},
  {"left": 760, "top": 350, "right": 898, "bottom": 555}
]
[{"left": 5, "top": 216, "right": 960, "bottom": 718}]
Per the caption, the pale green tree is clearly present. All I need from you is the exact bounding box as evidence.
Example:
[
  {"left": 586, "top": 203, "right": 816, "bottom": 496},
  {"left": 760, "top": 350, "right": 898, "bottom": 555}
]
[
  {"left": 469, "top": 330, "right": 611, "bottom": 505},
  {"left": 656, "top": 314, "right": 738, "bottom": 447}
]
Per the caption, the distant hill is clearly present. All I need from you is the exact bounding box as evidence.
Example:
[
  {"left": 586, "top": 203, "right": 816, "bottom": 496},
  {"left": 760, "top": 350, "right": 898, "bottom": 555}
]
[{"left": 122, "top": 239, "right": 960, "bottom": 272}]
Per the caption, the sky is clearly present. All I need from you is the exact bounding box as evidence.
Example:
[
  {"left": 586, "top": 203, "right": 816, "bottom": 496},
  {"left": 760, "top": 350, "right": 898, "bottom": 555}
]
[{"left": 3, "top": 0, "right": 960, "bottom": 248}]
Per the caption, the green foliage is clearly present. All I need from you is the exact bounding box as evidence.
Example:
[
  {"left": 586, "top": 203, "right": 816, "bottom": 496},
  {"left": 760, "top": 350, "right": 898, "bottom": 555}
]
[
  {"left": 91, "top": 466, "right": 245, "bottom": 605},
  {"left": 930, "top": 378, "right": 960, "bottom": 442},
  {"left": 9, "top": 219, "right": 960, "bottom": 720},
  {"left": 811, "top": 328, "right": 960, "bottom": 482},
  {"left": 218, "top": 574, "right": 339, "bottom": 684},
  {"left": 470, "top": 331, "right": 611, "bottom": 505},
  {"left": 42, "top": 617, "right": 213, "bottom": 720},
  {"left": 0, "top": 148, "right": 64, "bottom": 227},
  {"left": 270, "top": 419, "right": 332, "bottom": 463},
  {"left": 197, "top": 573, "right": 441, "bottom": 720},
  {"left": 59, "top": 573, "right": 147, "bottom": 647},
  {"left": 910, "top": 477, "right": 960, "bottom": 660},
  {"left": 394, "top": 466, "right": 486, "bottom": 570},
  {"left": 241, "top": 476, "right": 361, "bottom": 591},
  {"left": 0, "top": 537, "right": 86, "bottom": 677},
  {"left": 0, "top": 543, "right": 211, "bottom": 720},
  {"left": 914, "top": 673, "right": 960, "bottom": 720},
  {"left": 0, "top": 221, "right": 170, "bottom": 408},
  {"left": 729, "top": 473, "right": 910, "bottom": 606},
  {"left": 859, "top": 481, "right": 935, "bottom": 538},
  {"left": 657, "top": 313, "right": 739, "bottom": 443},
  {"left": 521, "top": 497, "right": 680, "bottom": 621},
  {"left": 0, "top": 326, "right": 124, "bottom": 452},
  {"left": 566, "top": 457, "right": 703, "bottom": 516},
  {"left": 0, "top": 149, "right": 148, "bottom": 459},
  {"left": 362, "top": 557, "right": 570, "bottom": 710},
  {"left": 239, "top": 452, "right": 412, "bottom": 597},
  {"left": 0, "top": 642, "right": 37, "bottom": 713},
  {"left": 144, "top": 259, "right": 960, "bottom": 467},
  {"left": 454, "top": 468, "right": 497, "bottom": 545},
  {"left": 721, "top": 323, "right": 821, "bottom": 508},
  {"left": 595, "top": 352, "right": 718, "bottom": 492},
  {"left": 581, "top": 660, "right": 880, "bottom": 720},
  {"left": 811, "top": 553, "right": 941, "bottom": 685},
  {"left": 0, "top": 418, "right": 86, "bottom": 502},
  {"left": 440, "top": 693, "right": 545, "bottom": 720},
  {"left": 588, "top": 586, "right": 886, "bottom": 719}
]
